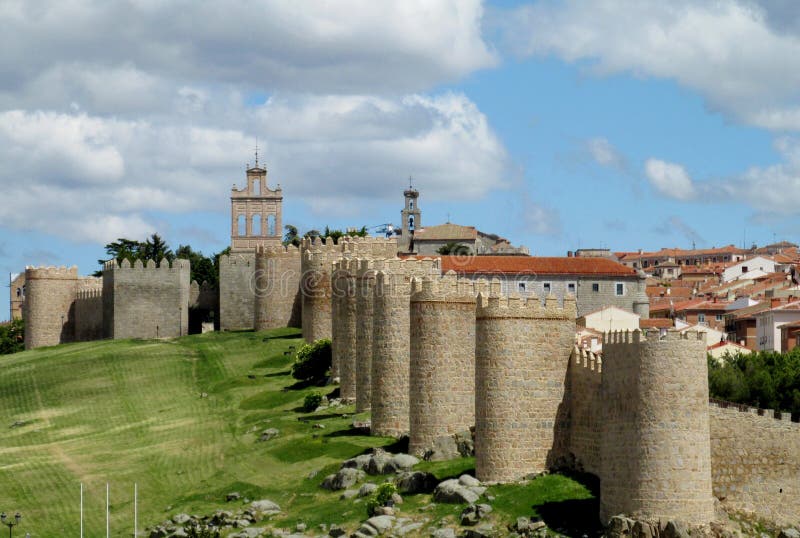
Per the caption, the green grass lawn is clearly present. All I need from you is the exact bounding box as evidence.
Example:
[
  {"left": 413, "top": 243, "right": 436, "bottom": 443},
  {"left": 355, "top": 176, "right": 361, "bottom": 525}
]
[{"left": 0, "top": 329, "right": 596, "bottom": 537}]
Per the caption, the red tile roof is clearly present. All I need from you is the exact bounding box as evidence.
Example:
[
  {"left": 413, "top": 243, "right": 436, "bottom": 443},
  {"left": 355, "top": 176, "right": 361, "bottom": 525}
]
[
  {"left": 413, "top": 223, "right": 477, "bottom": 241},
  {"left": 708, "top": 341, "right": 749, "bottom": 351},
  {"left": 435, "top": 256, "right": 638, "bottom": 277},
  {"left": 640, "top": 318, "right": 673, "bottom": 329}
]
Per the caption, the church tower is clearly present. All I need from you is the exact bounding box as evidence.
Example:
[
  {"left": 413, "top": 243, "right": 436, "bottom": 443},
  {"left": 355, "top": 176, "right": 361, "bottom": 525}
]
[
  {"left": 230, "top": 151, "right": 283, "bottom": 251},
  {"left": 400, "top": 184, "right": 421, "bottom": 253}
]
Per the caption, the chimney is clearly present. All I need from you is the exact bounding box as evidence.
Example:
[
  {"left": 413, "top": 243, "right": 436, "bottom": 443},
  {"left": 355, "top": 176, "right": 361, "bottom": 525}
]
[{"left": 567, "top": 251, "right": 574, "bottom": 257}]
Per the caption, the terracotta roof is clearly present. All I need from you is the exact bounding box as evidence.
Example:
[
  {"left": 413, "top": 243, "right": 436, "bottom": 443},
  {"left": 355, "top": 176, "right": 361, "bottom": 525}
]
[
  {"left": 728, "top": 302, "right": 769, "bottom": 320},
  {"left": 646, "top": 286, "right": 693, "bottom": 298},
  {"left": 619, "top": 245, "right": 745, "bottom": 261},
  {"left": 640, "top": 318, "right": 673, "bottom": 329},
  {"left": 436, "top": 256, "right": 638, "bottom": 277},
  {"left": 771, "top": 300, "right": 800, "bottom": 311},
  {"left": 413, "top": 223, "right": 477, "bottom": 241},
  {"left": 671, "top": 299, "right": 731, "bottom": 312},
  {"left": 779, "top": 320, "right": 800, "bottom": 330},
  {"left": 708, "top": 341, "right": 749, "bottom": 351}
]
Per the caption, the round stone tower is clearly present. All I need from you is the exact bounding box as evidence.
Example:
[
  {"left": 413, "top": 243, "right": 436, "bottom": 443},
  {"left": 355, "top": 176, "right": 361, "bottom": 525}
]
[
  {"left": 24, "top": 266, "right": 79, "bottom": 349},
  {"left": 409, "top": 271, "right": 478, "bottom": 456},
  {"left": 371, "top": 258, "right": 440, "bottom": 437},
  {"left": 254, "top": 245, "right": 301, "bottom": 331},
  {"left": 332, "top": 258, "right": 357, "bottom": 397},
  {"left": 600, "top": 330, "right": 713, "bottom": 525},
  {"left": 300, "top": 238, "right": 336, "bottom": 343},
  {"left": 355, "top": 258, "right": 378, "bottom": 412},
  {"left": 474, "top": 285, "right": 576, "bottom": 483}
]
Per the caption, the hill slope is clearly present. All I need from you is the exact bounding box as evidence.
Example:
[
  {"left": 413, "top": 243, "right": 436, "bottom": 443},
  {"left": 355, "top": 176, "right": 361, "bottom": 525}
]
[{"left": 0, "top": 330, "right": 595, "bottom": 537}]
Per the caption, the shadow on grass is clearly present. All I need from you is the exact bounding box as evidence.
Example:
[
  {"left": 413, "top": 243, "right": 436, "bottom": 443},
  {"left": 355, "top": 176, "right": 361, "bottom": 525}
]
[
  {"left": 261, "top": 334, "right": 300, "bottom": 341},
  {"left": 263, "top": 370, "right": 291, "bottom": 378},
  {"left": 324, "top": 427, "right": 371, "bottom": 438},
  {"left": 535, "top": 471, "right": 601, "bottom": 537},
  {"left": 297, "top": 412, "right": 350, "bottom": 422},
  {"left": 284, "top": 379, "right": 327, "bottom": 391}
]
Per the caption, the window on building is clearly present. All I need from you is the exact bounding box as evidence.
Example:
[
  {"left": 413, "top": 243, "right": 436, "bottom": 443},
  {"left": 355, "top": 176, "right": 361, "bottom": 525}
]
[
  {"left": 543, "top": 282, "right": 551, "bottom": 294},
  {"left": 409, "top": 201, "right": 414, "bottom": 209},
  {"left": 267, "top": 214, "right": 276, "bottom": 236},
  {"left": 698, "top": 313, "right": 706, "bottom": 324},
  {"left": 567, "top": 282, "right": 576, "bottom": 294},
  {"left": 237, "top": 214, "right": 246, "bottom": 236},
  {"left": 592, "top": 283, "right": 599, "bottom": 292},
  {"left": 716, "top": 314, "right": 723, "bottom": 322},
  {"left": 252, "top": 178, "right": 261, "bottom": 195},
  {"left": 615, "top": 282, "right": 624, "bottom": 296},
  {"left": 518, "top": 282, "right": 526, "bottom": 293},
  {"left": 741, "top": 266, "right": 748, "bottom": 273},
  {"left": 15, "top": 287, "right": 21, "bottom": 298},
  {"left": 252, "top": 214, "right": 262, "bottom": 236}
]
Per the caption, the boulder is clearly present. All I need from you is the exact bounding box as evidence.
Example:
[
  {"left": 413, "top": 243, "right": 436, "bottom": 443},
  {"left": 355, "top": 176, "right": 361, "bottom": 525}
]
[
  {"left": 780, "top": 530, "right": 800, "bottom": 538},
  {"left": 387, "top": 453, "right": 419, "bottom": 473},
  {"left": 340, "top": 489, "right": 359, "bottom": 500},
  {"left": 321, "top": 467, "right": 366, "bottom": 490},
  {"left": 460, "top": 504, "right": 492, "bottom": 526},
  {"left": 343, "top": 454, "right": 373, "bottom": 472},
  {"left": 172, "top": 514, "right": 191, "bottom": 525},
  {"left": 663, "top": 520, "right": 690, "bottom": 538},
  {"left": 432, "top": 479, "right": 480, "bottom": 504},
  {"left": 396, "top": 471, "right": 438, "bottom": 494},
  {"left": 250, "top": 499, "right": 281, "bottom": 515},
  {"left": 431, "top": 529, "right": 456, "bottom": 538},
  {"left": 458, "top": 475, "right": 481, "bottom": 488},
  {"left": 226, "top": 492, "right": 242, "bottom": 502},
  {"left": 359, "top": 483, "right": 378, "bottom": 498},
  {"left": 367, "top": 449, "right": 393, "bottom": 475},
  {"left": 258, "top": 428, "right": 280, "bottom": 442},
  {"left": 366, "top": 515, "right": 396, "bottom": 534},
  {"left": 148, "top": 527, "right": 168, "bottom": 538}
]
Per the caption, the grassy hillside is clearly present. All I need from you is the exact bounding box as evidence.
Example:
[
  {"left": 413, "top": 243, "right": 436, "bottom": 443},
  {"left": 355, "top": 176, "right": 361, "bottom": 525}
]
[{"left": 0, "top": 330, "right": 595, "bottom": 537}]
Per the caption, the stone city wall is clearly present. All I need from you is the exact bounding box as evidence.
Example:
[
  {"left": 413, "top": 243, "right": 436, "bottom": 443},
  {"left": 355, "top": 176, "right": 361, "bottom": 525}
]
[
  {"left": 567, "top": 346, "right": 603, "bottom": 476},
  {"left": 23, "top": 266, "right": 78, "bottom": 349},
  {"left": 600, "top": 330, "right": 713, "bottom": 525},
  {"left": 709, "top": 402, "right": 800, "bottom": 526},
  {"left": 74, "top": 277, "right": 104, "bottom": 342},
  {"left": 355, "top": 258, "right": 379, "bottom": 413},
  {"left": 219, "top": 251, "right": 257, "bottom": 331},
  {"left": 371, "top": 257, "right": 441, "bottom": 437},
  {"left": 474, "top": 286, "right": 576, "bottom": 483},
  {"left": 409, "top": 272, "right": 480, "bottom": 456},
  {"left": 254, "top": 245, "right": 301, "bottom": 331},
  {"left": 103, "top": 258, "right": 190, "bottom": 340},
  {"left": 332, "top": 258, "right": 358, "bottom": 398}
]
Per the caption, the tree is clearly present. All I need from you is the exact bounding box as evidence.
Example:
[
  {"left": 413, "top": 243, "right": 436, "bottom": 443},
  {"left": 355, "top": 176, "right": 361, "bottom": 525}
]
[
  {"left": 283, "top": 225, "right": 301, "bottom": 247},
  {"left": 141, "top": 233, "right": 174, "bottom": 264},
  {"left": 437, "top": 242, "right": 472, "bottom": 255},
  {"left": 99, "top": 238, "right": 143, "bottom": 266},
  {"left": 175, "top": 244, "right": 216, "bottom": 285},
  {"left": 0, "top": 319, "right": 24, "bottom": 355}
]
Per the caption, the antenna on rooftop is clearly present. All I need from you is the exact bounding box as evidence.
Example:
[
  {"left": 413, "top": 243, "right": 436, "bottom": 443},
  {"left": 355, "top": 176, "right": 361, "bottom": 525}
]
[
  {"left": 254, "top": 138, "right": 259, "bottom": 168},
  {"left": 408, "top": 175, "right": 414, "bottom": 189}
]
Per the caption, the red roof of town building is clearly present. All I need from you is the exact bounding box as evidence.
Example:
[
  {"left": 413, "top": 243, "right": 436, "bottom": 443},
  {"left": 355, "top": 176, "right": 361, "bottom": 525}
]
[
  {"left": 639, "top": 318, "right": 673, "bottom": 329},
  {"left": 434, "top": 256, "right": 638, "bottom": 276}
]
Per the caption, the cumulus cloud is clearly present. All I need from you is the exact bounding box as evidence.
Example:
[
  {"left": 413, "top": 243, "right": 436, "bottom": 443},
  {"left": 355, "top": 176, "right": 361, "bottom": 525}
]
[
  {"left": 645, "top": 158, "right": 697, "bottom": 201},
  {"left": 586, "top": 137, "right": 626, "bottom": 170},
  {"left": 493, "top": 0, "right": 800, "bottom": 131},
  {"left": 0, "top": 0, "right": 495, "bottom": 106},
  {"left": 0, "top": 93, "right": 509, "bottom": 242},
  {"left": 520, "top": 195, "right": 561, "bottom": 236}
]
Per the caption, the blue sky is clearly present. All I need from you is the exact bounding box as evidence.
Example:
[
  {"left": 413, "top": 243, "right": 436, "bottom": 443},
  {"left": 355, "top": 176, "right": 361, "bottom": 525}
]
[{"left": 2, "top": 0, "right": 800, "bottom": 315}]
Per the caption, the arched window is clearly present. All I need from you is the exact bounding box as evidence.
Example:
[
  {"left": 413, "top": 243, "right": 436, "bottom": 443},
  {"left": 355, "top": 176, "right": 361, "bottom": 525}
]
[
  {"left": 237, "top": 214, "right": 247, "bottom": 236},
  {"left": 252, "top": 178, "right": 261, "bottom": 195},
  {"left": 252, "top": 214, "right": 262, "bottom": 236},
  {"left": 409, "top": 200, "right": 414, "bottom": 209},
  {"left": 16, "top": 287, "right": 22, "bottom": 298},
  {"left": 408, "top": 215, "right": 415, "bottom": 231},
  {"left": 267, "top": 214, "right": 276, "bottom": 236}
]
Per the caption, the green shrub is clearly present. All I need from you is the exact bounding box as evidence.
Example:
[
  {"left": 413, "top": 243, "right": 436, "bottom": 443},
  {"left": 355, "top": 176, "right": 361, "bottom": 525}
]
[
  {"left": 291, "top": 339, "right": 331, "bottom": 383},
  {"left": 366, "top": 482, "right": 399, "bottom": 516},
  {"left": 303, "top": 393, "right": 323, "bottom": 412},
  {"left": 0, "top": 319, "right": 24, "bottom": 355}
]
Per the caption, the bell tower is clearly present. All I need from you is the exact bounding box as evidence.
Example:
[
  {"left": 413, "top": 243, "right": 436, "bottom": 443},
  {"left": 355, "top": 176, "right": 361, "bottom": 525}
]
[
  {"left": 400, "top": 182, "right": 421, "bottom": 253},
  {"left": 230, "top": 148, "right": 283, "bottom": 251}
]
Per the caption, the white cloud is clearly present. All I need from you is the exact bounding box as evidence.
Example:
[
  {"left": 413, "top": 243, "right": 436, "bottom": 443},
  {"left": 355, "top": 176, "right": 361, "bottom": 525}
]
[
  {"left": 0, "top": 0, "right": 495, "bottom": 108},
  {"left": 520, "top": 195, "right": 561, "bottom": 236},
  {"left": 586, "top": 137, "right": 625, "bottom": 169},
  {"left": 645, "top": 158, "right": 696, "bottom": 201},
  {"left": 0, "top": 93, "right": 509, "bottom": 242},
  {"left": 494, "top": 0, "right": 800, "bottom": 131}
]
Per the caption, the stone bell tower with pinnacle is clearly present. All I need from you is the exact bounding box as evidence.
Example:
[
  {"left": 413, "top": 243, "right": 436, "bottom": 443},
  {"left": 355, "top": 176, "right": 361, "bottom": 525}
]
[
  {"left": 230, "top": 145, "right": 283, "bottom": 251},
  {"left": 400, "top": 180, "right": 421, "bottom": 253}
]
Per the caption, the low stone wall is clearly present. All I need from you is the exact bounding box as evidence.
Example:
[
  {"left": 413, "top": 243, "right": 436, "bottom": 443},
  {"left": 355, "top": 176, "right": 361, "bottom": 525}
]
[{"left": 710, "top": 402, "right": 800, "bottom": 525}]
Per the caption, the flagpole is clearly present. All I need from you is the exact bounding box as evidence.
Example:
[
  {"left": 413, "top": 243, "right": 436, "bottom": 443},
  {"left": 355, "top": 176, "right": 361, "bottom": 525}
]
[
  {"left": 106, "top": 482, "right": 110, "bottom": 538},
  {"left": 80, "top": 483, "right": 84, "bottom": 538},
  {"left": 134, "top": 483, "right": 138, "bottom": 537}
]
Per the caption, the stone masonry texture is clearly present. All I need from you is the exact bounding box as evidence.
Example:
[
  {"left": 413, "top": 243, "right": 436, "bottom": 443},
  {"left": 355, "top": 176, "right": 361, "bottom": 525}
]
[
  {"left": 474, "top": 285, "right": 576, "bottom": 482},
  {"left": 371, "top": 258, "right": 441, "bottom": 437},
  {"left": 600, "top": 330, "right": 714, "bottom": 525},
  {"left": 355, "top": 259, "right": 378, "bottom": 413},
  {"left": 332, "top": 258, "right": 357, "bottom": 397},
  {"left": 254, "top": 245, "right": 301, "bottom": 331},
  {"left": 219, "top": 251, "right": 257, "bottom": 331},
  {"left": 24, "top": 266, "right": 78, "bottom": 349},
  {"left": 409, "top": 272, "right": 478, "bottom": 456}
]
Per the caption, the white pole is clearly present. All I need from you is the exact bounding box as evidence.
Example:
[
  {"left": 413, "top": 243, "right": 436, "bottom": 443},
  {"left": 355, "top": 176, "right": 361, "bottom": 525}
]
[
  {"left": 106, "top": 482, "right": 110, "bottom": 538},
  {"left": 80, "top": 483, "right": 84, "bottom": 538},
  {"left": 134, "top": 483, "right": 138, "bottom": 537}
]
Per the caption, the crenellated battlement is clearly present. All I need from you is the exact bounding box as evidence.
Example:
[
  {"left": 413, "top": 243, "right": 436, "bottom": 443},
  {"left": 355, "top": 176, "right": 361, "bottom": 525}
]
[
  {"left": 342, "top": 236, "right": 398, "bottom": 258},
  {"left": 25, "top": 265, "right": 78, "bottom": 280},
  {"left": 255, "top": 244, "right": 301, "bottom": 259},
  {"left": 410, "top": 270, "right": 480, "bottom": 303},
  {"left": 709, "top": 399, "right": 799, "bottom": 425},
  {"left": 103, "top": 258, "right": 190, "bottom": 272},
  {"left": 477, "top": 283, "right": 577, "bottom": 320},
  {"left": 572, "top": 345, "right": 603, "bottom": 373},
  {"left": 602, "top": 328, "right": 707, "bottom": 345},
  {"left": 300, "top": 236, "right": 340, "bottom": 254},
  {"left": 75, "top": 288, "right": 103, "bottom": 300}
]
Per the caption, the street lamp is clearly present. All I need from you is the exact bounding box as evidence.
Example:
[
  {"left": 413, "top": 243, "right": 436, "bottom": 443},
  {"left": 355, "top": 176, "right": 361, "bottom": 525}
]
[{"left": 0, "top": 512, "right": 22, "bottom": 537}]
